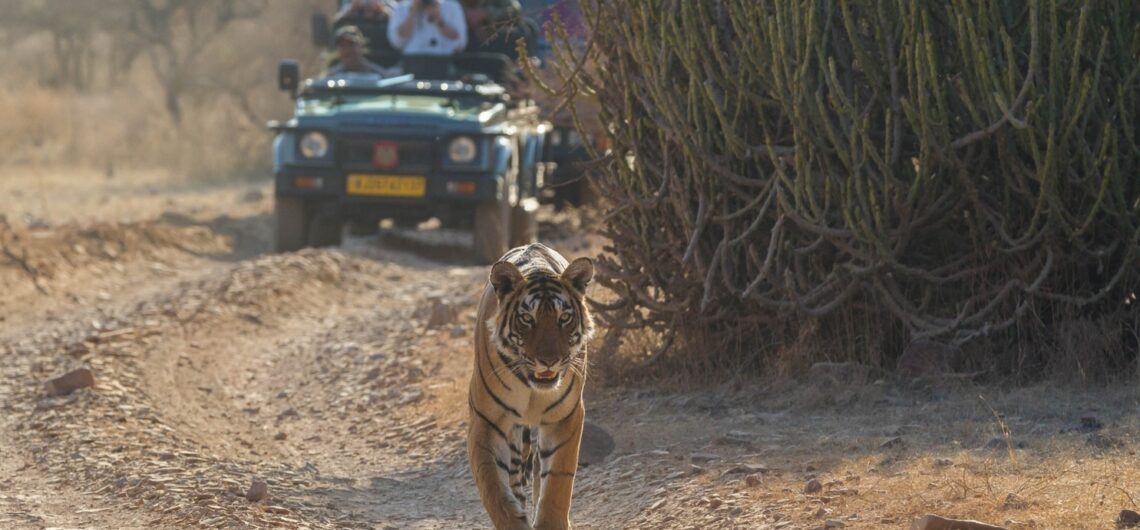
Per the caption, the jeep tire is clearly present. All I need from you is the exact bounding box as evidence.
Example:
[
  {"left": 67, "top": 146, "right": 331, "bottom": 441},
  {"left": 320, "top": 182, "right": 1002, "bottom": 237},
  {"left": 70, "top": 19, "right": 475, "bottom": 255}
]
[
  {"left": 473, "top": 198, "right": 509, "bottom": 265},
  {"left": 348, "top": 218, "right": 380, "bottom": 237},
  {"left": 509, "top": 200, "right": 538, "bottom": 248},
  {"left": 439, "top": 212, "right": 469, "bottom": 230},
  {"left": 308, "top": 214, "right": 343, "bottom": 248},
  {"left": 274, "top": 196, "right": 312, "bottom": 253}
]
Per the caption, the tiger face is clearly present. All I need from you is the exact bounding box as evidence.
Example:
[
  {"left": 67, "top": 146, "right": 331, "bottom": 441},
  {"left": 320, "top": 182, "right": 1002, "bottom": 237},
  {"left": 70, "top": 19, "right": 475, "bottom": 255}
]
[{"left": 487, "top": 257, "right": 595, "bottom": 390}]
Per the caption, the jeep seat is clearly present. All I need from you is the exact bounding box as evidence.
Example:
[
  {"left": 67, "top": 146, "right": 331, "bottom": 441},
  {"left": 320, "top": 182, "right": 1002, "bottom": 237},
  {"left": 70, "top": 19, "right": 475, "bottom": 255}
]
[
  {"left": 400, "top": 54, "right": 458, "bottom": 80},
  {"left": 453, "top": 53, "right": 514, "bottom": 84}
]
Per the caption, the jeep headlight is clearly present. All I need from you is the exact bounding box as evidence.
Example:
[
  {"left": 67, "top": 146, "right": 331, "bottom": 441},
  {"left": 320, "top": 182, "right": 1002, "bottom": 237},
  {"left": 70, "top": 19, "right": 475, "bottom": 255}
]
[
  {"left": 448, "top": 136, "right": 478, "bottom": 164},
  {"left": 299, "top": 131, "right": 329, "bottom": 159}
]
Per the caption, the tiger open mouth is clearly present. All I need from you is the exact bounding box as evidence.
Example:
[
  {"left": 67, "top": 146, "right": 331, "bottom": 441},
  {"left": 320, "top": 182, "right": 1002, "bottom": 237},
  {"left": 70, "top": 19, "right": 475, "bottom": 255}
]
[{"left": 528, "top": 369, "right": 560, "bottom": 387}]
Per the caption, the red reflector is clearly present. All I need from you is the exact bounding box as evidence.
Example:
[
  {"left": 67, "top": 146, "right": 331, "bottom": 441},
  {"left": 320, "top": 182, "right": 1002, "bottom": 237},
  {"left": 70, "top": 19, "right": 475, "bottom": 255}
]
[
  {"left": 447, "top": 181, "right": 476, "bottom": 194},
  {"left": 295, "top": 177, "right": 323, "bottom": 189},
  {"left": 372, "top": 141, "right": 399, "bottom": 169}
]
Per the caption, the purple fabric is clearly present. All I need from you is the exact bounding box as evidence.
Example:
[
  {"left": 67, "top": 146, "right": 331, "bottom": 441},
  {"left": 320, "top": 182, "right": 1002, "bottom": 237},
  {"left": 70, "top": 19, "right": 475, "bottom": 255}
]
[{"left": 521, "top": 0, "right": 586, "bottom": 41}]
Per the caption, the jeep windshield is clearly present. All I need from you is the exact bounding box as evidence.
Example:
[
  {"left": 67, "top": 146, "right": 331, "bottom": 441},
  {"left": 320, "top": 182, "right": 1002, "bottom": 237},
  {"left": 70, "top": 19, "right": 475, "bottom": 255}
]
[{"left": 296, "top": 93, "right": 499, "bottom": 119}]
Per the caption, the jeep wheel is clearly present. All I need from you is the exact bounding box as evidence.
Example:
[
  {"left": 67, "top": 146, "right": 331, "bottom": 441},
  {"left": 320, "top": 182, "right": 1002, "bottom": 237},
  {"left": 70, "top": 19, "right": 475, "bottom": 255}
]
[
  {"left": 473, "top": 198, "right": 509, "bottom": 265},
  {"left": 348, "top": 218, "right": 380, "bottom": 237},
  {"left": 439, "top": 212, "right": 470, "bottom": 230},
  {"left": 509, "top": 199, "right": 538, "bottom": 248},
  {"left": 274, "top": 196, "right": 312, "bottom": 253},
  {"left": 308, "top": 215, "right": 343, "bottom": 248}
]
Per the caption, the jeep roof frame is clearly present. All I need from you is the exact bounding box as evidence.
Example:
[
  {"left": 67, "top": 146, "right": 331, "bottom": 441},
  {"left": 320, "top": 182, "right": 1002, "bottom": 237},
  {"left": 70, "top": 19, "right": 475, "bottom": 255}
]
[{"left": 298, "top": 74, "right": 510, "bottom": 100}]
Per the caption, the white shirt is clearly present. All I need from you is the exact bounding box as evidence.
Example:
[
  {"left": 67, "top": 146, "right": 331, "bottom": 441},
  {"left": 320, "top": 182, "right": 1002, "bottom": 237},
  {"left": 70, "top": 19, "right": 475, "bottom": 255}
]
[{"left": 387, "top": 0, "right": 468, "bottom": 56}]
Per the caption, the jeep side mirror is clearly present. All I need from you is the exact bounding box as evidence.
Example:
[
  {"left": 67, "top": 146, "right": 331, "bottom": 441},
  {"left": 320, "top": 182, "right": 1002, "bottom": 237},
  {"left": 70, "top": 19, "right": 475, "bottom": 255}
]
[
  {"left": 311, "top": 13, "right": 331, "bottom": 49},
  {"left": 278, "top": 60, "right": 300, "bottom": 93}
]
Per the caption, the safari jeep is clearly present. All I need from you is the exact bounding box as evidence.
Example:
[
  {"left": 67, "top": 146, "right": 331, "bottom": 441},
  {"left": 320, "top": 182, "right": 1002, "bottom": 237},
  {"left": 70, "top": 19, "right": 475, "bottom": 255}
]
[
  {"left": 304, "top": 0, "right": 596, "bottom": 209},
  {"left": 269, "top": 55, "right": 551, "bottom": 264}
]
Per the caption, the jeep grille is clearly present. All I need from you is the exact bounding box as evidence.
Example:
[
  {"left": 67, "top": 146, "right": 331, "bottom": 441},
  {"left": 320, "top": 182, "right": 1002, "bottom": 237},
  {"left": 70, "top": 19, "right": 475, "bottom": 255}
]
[{"left": 339, "top": 138, "right": 435, "bottom": 173}]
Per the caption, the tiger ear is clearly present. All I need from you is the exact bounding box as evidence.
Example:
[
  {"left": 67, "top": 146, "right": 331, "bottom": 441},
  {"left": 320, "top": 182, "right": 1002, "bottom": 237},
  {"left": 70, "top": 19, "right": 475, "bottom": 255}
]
[
  {"left": 561, "top": 257, "right": 594, "bottom": 294},
  {"left": 489, "top": 261, "right": 524, "bottom": 300}
]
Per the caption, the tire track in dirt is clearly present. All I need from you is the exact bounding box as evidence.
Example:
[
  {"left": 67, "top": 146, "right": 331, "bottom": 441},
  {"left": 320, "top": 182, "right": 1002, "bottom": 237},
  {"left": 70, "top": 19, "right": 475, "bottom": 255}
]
[
  {"left": 3, "top": 204, "right": 861, "bottom": 530},
  {"left": 2, "top": 240, "right": 499, "bottom": 528},
  {"left": 0, "top": 211, "right": 269, "bottom": 335},
  {"left": 130, "top": 243, "right": 496, "bottom": 528},
  {"left": 0, "top": 219, "right": 693, "bottom": 528}
]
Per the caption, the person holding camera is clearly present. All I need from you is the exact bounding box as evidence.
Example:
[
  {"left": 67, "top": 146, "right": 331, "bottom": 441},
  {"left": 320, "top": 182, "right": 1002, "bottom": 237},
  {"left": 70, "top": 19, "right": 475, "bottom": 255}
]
[
  {"left": 460, "top": 0, "right": 520, "bottom": 47},
  {"left": 387, "top": 0, "right": 468, "bottom": 56}
]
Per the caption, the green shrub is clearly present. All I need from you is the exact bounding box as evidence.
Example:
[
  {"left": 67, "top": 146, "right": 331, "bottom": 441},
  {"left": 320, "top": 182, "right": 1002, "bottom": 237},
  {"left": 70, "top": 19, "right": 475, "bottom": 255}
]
[{"left": 544, "top": 1, "right": 1140, "bottom": 376}]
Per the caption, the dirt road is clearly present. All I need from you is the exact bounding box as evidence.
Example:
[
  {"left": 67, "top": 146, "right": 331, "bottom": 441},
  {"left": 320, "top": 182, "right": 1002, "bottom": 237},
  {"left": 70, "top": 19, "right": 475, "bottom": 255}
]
[{"left": 2, "top": 176, "right": 1139, "bottom": 529}]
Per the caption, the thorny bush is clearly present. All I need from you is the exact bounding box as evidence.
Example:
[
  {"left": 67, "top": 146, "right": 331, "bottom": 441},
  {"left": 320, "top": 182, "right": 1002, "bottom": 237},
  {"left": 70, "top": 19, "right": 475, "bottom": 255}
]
[{"left": 536, "top": 1, "right": 1140, "bottom": 377}]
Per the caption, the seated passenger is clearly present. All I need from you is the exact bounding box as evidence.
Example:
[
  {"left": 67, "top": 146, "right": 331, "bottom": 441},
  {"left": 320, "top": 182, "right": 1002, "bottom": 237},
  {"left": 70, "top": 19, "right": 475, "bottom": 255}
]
[
  {"left": 323, "top": 26, "right": 386, "bottom": 76},
  {"left": 460, "top": 0, "right": 521, "bottom": 47},
  {"left": 387, "top": 0, "right": 468, "bottom": 56}
]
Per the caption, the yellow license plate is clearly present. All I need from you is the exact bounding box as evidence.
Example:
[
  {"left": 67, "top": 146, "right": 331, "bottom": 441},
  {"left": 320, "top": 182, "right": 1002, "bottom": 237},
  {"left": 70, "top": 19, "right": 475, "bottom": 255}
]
[{"left": 346, "top": 174, "right": 426, "bottom": 197}]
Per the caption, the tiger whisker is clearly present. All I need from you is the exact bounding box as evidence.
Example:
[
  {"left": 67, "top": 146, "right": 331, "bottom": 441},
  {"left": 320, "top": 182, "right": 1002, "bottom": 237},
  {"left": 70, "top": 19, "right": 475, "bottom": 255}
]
[
  {"left": 489, "top": 352, "right": 532, "bottom": 380},
  {"left": 491, "top": 361, "right": 526, "bottom": 380},
  {"left": 568, "top": 356, "right": 589, "bottom": 380}
]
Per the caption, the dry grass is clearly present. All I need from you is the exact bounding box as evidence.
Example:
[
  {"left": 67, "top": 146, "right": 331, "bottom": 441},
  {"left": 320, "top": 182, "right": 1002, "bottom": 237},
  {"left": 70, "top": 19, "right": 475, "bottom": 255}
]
[
  {"left": 805, "top": 384, "right": 1140, "bottom": 528},
  {"left": 789, "top": 449, "right": 1139, "bottom": 528},
  {"left": 0, "top": 2, "right": 600, "bottom": 181},
  {"left": 0, "top": 165, "right": 271, "bottom": 226},
  {"left": 590, "top": 376, "right": 1140, "bottom": 528},
  {"left": 0, "top": 2, "right": 327, "bottom": 179}
]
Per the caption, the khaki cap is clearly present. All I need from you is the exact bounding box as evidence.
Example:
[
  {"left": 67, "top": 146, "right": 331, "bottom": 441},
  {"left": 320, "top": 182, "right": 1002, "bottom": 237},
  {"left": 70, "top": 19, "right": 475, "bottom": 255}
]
[{"left": 333, "top": 25, "right": 367, "bottom": 45}]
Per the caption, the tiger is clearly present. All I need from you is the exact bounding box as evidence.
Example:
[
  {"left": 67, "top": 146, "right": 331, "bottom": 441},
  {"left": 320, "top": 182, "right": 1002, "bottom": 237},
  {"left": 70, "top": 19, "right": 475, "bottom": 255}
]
[{"left": 468, "top": 243, "right": 595, "bottom": 530}]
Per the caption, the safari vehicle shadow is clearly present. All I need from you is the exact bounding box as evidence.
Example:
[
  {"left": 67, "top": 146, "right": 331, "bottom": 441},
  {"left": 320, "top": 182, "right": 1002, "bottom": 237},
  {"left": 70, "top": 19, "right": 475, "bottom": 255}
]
[
  {"left": 156, "top": 211, "right": 273, "bottom": 262},
  {"left": 371, "top": 226, "right": 483, "bottom": 266},
  {"left": 286, "top": 455, "right": 486, "bottom": 527},
  {"left": 361, "top": 211, "right": 591, "bottom": 267},
  {"left": 280, "top": 421, "right": 617, "bottom": 528}
]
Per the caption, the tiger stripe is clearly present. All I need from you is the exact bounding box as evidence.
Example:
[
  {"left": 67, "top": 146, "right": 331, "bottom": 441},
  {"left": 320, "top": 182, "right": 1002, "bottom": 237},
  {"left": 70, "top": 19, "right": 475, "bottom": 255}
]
[
  {"left": 470, "top": 400, "right": 508, "bottom": 441},
  {"left": 543, "top": 377, "right": 575, "bottom": 414},
  {"left": 479, "top": 364, "right": 522, "bottom": 418},
  {"left": 542, "top": 400, "right": 580, "bottom": 426}
]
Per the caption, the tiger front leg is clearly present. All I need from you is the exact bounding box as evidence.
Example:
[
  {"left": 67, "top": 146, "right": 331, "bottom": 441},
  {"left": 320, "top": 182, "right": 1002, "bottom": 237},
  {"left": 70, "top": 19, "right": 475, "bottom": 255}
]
[
  {"left": 468, "top": 407, "right": 534, "bottom": 530},
  {"left": 532, "top": 401, "right": 585, "bottom": 530}
]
